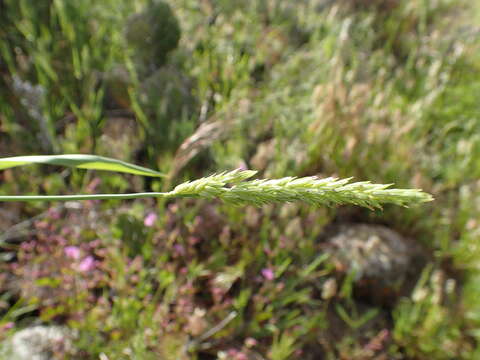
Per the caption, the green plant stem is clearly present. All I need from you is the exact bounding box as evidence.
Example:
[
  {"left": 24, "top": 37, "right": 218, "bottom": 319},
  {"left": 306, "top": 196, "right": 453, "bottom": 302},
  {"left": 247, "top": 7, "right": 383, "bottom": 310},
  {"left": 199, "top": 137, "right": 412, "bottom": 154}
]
[
  {"left": 0, "top": 193, "right": 167, "bottom": 202},
  {"left": 0, "top": 170, "right": 433, "bottom": 208}
]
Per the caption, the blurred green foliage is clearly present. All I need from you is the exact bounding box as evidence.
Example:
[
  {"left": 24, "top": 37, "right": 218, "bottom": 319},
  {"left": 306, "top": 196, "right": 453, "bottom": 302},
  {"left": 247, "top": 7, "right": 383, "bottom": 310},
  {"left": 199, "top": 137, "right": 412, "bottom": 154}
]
[{"left": 1, "top": 0, "right": 480, "bottom": 359}]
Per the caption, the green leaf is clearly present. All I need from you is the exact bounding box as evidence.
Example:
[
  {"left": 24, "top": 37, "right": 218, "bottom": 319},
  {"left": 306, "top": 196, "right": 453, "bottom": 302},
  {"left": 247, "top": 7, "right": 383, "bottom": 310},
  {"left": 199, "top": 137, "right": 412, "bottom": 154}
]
[{"left": 0, "top": 154, "right": 164, "bottom": 177}]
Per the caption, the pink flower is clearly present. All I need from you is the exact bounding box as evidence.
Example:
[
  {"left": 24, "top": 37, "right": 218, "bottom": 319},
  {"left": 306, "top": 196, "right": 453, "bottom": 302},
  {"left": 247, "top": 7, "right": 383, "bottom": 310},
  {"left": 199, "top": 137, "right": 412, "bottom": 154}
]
[
  {"left": 261, "top": 268, "right": 275, "bottom": 281},
  {"left": 78, "top": 256, "right": 96, "bottom": 272},
  {"left": 64, "top": 246, "right": 81, "bottom": 260},
  {"left": 174, "top": 244, "right": 186, "bottom": 256},
  {"left": 144, "top": 212, "right": 157, "bottom": 227},
  {"left": 236, "top": 353, "right": 248, "bottom": 360},
  {"left": 47, "top": 208, "right": 61, "bottom": 220},
  {"left": 0, "top": 322, "right": 14, "bottom": 332},
  {"left": 227, "top": 349, "right": 248, "bottom": 360},
  {"left": 237, "top": 161, "right": 248, "bottom": 171},
  {"left": 245, "top": 337, "right": 258, "bottom": 348}
]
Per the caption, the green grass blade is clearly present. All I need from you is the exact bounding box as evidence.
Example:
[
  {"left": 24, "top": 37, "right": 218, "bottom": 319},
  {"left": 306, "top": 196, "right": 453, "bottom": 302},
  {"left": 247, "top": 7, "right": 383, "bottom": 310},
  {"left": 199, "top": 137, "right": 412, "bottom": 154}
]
[{"left": 0, "top": 154, "right": 165, "bottom": 177}]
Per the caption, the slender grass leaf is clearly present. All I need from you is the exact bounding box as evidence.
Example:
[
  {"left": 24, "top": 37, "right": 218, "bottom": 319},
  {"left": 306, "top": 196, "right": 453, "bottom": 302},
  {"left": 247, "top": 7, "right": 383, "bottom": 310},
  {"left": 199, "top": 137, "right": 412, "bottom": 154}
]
[{"left": 0, "top": 154, "right": 165, "bottom": 177}]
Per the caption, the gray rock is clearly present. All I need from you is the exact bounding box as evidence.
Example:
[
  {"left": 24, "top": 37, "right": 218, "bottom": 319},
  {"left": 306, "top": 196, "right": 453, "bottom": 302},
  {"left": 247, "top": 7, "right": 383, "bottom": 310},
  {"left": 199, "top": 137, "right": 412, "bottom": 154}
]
[
  {"left": 321, "top": 223, "right": 426, "bottom": 304},
  {"left": 1, "top": 326, "right": 73, "bottom": 360}
]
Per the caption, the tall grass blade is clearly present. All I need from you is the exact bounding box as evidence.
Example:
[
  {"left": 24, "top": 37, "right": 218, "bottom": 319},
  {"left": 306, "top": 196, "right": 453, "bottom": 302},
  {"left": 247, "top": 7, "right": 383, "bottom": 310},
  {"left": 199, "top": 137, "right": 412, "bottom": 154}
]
[{"left": 0, "top": 154, "right": 165, "bottom": 177}]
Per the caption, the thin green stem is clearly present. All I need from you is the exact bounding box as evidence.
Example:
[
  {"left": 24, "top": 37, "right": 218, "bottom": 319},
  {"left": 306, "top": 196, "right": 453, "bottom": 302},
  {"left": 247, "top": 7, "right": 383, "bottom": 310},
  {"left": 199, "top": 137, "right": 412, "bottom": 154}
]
[{"left": 0, "top": 193, "right": 168, "bottom": 202}]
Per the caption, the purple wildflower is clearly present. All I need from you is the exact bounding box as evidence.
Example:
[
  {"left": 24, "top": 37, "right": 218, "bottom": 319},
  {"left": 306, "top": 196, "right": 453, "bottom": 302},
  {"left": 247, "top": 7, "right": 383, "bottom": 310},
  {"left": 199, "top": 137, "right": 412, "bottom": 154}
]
[
  {"left": 261, "top": 268, "right": 275, "bottom": 281},
  {"left": 64, "top": 246, "right": 81, "bottom": 260},
  {"left": 144, "top": 212, "right": 158, "bottom": 227},
  {"left": 0, "top": 322, "right": 14, "bottom": 331},
  {"left": 78, "top": 256, "right": 96, "bottom": 272},
  {"left": 173, "top": 244, "right": 186, "bottom": 256}
]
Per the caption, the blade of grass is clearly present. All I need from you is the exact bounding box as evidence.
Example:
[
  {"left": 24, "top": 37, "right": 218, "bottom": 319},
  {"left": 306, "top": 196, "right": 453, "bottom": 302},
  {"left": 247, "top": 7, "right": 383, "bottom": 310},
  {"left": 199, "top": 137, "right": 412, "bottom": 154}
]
[{"left": 0, "top": 154, "right": 165, "bottom": 177}]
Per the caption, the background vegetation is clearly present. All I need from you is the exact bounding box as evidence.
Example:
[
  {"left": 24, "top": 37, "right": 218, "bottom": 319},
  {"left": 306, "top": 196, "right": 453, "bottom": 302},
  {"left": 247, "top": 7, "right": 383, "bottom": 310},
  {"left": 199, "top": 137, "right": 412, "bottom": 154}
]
[{"left": 0, "top": 0, "right": 480, "bottom": 358}]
